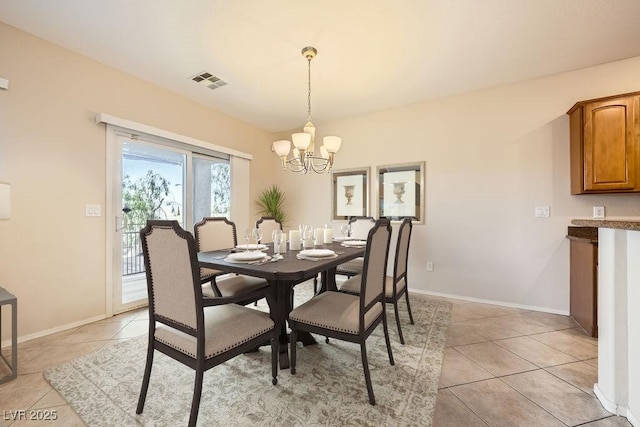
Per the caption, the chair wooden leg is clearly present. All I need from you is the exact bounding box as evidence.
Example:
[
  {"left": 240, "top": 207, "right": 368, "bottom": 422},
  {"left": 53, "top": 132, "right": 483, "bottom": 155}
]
[
  {"left": 393, "top": 299, "right": 405, "bottom": 345},
  {"left": 188, "top": 367, "right": 204, "bottom": 427},
  {"left": 136, "top": 343, "right": 155, "bottom": 414},
  {"left": 290, "top": 328, "right": 297, "bottom": 375},
  {"left": 271, "top": 333, "right": 279, "bottom": 385},
  {"left": 313, "top": 276, "right": 318, "bottom": 294},
  {"left": 382, "top": 310, "right": 395, "bottom": 366},
  {"left": 360, "top": 341, "right": 375, "bottom": 405},
  {"left": 405, "top": 291, "right": 415, "bottom": 324}
]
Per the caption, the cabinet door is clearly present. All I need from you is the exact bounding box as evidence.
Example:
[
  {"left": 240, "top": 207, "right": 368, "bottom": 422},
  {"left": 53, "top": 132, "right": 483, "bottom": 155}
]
[{"left": 583, "top": 96, "right": 639, "bottom": 192}]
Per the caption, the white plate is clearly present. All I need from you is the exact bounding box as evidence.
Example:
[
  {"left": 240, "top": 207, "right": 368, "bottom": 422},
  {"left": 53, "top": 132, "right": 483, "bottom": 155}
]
[
  {"left": 226, "top": 251, "right": 268, "bottom": 262},
  {"left": 333, "top": 236, "right": 352, "bottom": 242},
  {"left": 342, "top": 240, "right": 367, "bottom": 247},
  {"left": 299, "top": 249, "right": 335, "bottom": 258},
  {"left": 235, "top": 244, "right": 268, "bottom": 250}
]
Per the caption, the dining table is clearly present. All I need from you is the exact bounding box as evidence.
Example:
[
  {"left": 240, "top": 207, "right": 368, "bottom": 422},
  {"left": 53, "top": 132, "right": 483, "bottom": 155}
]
[{"left": 197, "top": 240, "right": 366, "bottom": 369}]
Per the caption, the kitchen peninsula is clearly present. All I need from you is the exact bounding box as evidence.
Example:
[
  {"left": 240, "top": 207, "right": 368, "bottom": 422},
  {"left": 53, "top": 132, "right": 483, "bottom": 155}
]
[{"left": 571, "top": 218, "right": 640, "bottom": 426}]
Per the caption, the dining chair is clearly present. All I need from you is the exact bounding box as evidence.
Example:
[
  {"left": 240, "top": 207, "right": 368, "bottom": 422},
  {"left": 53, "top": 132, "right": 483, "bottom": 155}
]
[
  {"left": 194, "top": 217, "right": 269, "bottom": 305},
  {"left": 288, "top": 218, "right": 394, "bottom": 405},
  {"left": 339, "top": 217, "right": 415, "bottom": 344},
  {"left": 137, "top": 220, "right": 278, "bottom": 427},
  {"left": 255, "top": 216, "right": 283, "bottom": 244},
  {"left": 335, "top": 216, "right": 375, "bottom": 278}
]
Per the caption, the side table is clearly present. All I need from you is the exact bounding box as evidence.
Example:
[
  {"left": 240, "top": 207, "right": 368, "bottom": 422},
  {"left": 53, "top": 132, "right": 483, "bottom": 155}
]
[{"left": 0, "top": 286, "right": 17, "bottom": 383}]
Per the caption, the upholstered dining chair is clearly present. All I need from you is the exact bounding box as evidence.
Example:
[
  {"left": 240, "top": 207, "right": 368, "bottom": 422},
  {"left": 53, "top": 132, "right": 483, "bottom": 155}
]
[
  {"left": 194, "top": 217, "right": 268, "bottom": 305},
  {"left": 339, "top": 217, "right": 415, "bottom": 344},
  {"left": 335, "top": 216, "right": 376, "bottom": 278},
  {"left": 255, "top": 216, "right": 283, "bottom": 244},
  {"left": 288, "top": 218, "right": 394, "bottom": 405},
  {"left": 137, "top": 220, "right": 278, "bottom": 427}
]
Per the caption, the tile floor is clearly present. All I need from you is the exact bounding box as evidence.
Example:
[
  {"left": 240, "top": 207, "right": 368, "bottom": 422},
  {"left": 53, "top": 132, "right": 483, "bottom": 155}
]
[
  {"left": 0, "top": 289, "right": 634, "bottom": 426},
  {"left": 433, "top": 297, "right": 632, "bottom": 427}
]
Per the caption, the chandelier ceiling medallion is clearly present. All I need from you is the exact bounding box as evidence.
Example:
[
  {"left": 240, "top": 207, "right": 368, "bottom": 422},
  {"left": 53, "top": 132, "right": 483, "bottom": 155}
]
[{"left": 272, "top": 46, "right": 342, "bottom": 174}]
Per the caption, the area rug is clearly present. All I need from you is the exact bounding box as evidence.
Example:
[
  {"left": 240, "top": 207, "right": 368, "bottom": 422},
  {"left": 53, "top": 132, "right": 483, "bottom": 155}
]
[{"left": 45, "top": 283, "right": 451, "bottom": 426}]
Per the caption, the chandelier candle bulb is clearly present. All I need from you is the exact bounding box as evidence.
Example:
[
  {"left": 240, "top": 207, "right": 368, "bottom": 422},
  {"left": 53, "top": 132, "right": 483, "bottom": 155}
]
[{"left": 289, "top": 230, "right": 301, "bottom": 251}]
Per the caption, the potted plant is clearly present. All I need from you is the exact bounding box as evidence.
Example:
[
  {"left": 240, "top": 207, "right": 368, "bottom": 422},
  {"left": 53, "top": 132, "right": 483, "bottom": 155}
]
[{"left": 256, "top": 185, "right": 287, "bottom": 225}]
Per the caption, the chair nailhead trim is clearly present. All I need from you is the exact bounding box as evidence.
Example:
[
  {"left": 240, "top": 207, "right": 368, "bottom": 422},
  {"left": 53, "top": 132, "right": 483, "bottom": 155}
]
[{"left": 156, "top": 326, "right": 273, "bottom": 359}]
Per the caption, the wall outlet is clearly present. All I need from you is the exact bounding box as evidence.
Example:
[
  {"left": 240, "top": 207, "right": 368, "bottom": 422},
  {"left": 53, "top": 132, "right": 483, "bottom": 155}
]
[
  {"left": 426, "top": 261, "right": 434, "bottom": 272},
  {"left": 534, "top": 206, "right": 550, "bottom": 218},
  {"left": 593, "top": 206, "right": 605, "bottom": 219}
]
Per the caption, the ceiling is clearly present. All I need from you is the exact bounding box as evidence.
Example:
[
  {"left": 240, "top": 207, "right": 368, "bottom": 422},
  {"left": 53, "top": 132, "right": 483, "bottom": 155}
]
[{"left": 2, "top": 0, "right": 640, "bottom": 132}]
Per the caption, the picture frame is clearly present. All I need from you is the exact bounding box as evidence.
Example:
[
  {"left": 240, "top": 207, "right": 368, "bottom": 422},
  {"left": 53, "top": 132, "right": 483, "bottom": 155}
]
[
  {"left": 376, "top": 161, "right": 425, "bottom": 223},
  {"left": 331, "top": 167, "right": 370, "bottom": 220}
]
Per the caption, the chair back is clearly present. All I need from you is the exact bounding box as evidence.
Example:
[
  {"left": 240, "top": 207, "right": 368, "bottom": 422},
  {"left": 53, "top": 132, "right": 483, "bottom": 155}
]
[
  {"left": 360, "top": 218, "right": 392, "bottom": 310},
  {"left": 140, "top": 220, "right": 203, "bottom": 331},
  {"left": 393, "top": 217, "right": 413, "bottom": 285},
  {"left": 194, "top": 217, "right": 237, "bottom": 252},
  {"left": 256, "top": 217, "right": 283, "bottom": 244},
  {"left": 348, "top": 216, "right": 376, "bottom": 240}
]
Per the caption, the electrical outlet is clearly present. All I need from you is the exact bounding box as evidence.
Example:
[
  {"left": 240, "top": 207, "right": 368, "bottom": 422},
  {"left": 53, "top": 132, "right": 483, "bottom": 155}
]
[
  {"left": 426, "top": 261, "right": 434, "bottom": 272},
  {"left": 534, "top": 206, "right": 550, "bottom": 218},
  {"left": 593, "top": 206, "right": 605, "bottom": 219}
]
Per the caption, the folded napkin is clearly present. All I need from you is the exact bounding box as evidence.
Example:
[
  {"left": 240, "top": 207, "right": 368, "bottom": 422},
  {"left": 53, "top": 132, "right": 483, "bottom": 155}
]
[
  {"left": 296, "top": 253, "right": 338, "bottom": 261},
  {"left": 341, "top": 240, "right": 367, "bottom": 247}
]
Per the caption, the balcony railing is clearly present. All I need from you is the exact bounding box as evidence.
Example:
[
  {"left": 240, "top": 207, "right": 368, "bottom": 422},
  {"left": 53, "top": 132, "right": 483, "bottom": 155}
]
[{"left": 122, "top": 224, "right": 145, "bottom": 276}]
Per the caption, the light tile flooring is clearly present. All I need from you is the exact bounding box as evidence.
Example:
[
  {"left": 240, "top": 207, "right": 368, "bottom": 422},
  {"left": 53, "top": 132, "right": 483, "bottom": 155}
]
[
  {"left": 0, "top": 292, "right": 633, "bottom": 427},
  {"left": 433, "top": 297, "right": 632, "bottom": 427}
]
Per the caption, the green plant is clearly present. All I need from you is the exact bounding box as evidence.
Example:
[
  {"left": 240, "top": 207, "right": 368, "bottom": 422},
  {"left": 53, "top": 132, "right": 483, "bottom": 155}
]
[{"left": 256, "top": 185, "right": 287, "bottom": 225}]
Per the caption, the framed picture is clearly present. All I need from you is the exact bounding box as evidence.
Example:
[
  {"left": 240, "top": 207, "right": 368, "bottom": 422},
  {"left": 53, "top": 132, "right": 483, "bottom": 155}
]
[
  {"left": 376, "top": 161, "right": 425, "bottom": 223},
  {"left": 331, "top": 167, "right": 370, "bottom": 220}
]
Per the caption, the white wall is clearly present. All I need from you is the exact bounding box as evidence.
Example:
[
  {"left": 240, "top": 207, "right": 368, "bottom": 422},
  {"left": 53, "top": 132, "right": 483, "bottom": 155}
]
[
  {"left": 272, "top": 56, "right": 640, "bottom": 313},
  {"left": 0, "top": 22, "right": 275, "bottom": 341},
  {"left": 4, "top": 18, "right": 640, "bottom": 343}
]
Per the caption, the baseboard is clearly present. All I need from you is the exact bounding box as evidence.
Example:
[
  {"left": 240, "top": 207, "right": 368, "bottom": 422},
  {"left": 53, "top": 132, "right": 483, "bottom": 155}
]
[
  {"left": 627, "top": 407, "right": 639, "bottom": 427},
  {"left": 594, "top": 383, "right": 620, "bottom": 414},
  {"left": 1, "top": 314, "right": 107, "bottom": 349},
  {"left": 411, "top": 288, "right": 570, "bottom": 316}
]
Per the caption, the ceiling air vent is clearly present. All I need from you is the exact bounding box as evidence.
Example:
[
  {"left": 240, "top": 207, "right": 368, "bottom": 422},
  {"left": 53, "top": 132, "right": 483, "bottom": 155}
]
[{"left": 190, "top": 71, "right": 227, "bottom": 90}]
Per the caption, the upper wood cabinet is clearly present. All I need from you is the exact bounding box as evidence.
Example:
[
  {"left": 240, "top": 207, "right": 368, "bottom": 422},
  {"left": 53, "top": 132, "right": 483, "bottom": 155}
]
[{"left": 568, "top": 92, "right": 640, "bottom": 194}]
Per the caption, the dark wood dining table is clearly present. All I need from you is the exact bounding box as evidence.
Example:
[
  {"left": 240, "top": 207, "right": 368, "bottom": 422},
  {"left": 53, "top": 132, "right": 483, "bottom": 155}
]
[{"left": 197, "top": 241, "right": 365, "bottom": 369}]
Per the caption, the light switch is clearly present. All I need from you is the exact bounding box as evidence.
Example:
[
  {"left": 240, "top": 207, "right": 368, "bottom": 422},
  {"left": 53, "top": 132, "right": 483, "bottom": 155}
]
[
  {"left": 534, "top": 206, "right": 550, "bottom": 218},
  {"left": 85, "top": 204, "right": 102, "bottom": 217}
]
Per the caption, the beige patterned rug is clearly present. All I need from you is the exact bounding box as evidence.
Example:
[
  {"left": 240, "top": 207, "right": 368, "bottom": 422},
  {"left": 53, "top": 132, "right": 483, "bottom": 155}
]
[{"left": 45, "top": 283, "right": 451, "bottom": 426}]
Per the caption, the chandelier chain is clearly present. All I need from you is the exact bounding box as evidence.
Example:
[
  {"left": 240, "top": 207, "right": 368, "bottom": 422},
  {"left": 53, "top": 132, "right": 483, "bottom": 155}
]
[{"left": 307, "top": 55, "right": 312, "bottom": 122}]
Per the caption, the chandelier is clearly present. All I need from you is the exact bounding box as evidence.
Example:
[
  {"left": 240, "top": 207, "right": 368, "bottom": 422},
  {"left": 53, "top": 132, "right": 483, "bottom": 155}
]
[{"left": 272, "top": 46, "right": 342, "bottom": 174}]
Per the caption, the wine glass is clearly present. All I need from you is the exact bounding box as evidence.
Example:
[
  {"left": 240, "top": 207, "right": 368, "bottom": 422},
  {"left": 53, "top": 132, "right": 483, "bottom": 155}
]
[
  {"left": 243, "top": 228, "right": 252, "bottom": 252},
  {"left": 272, "top": 230, "right": 283, "bottom": 257},
  {"left": 340, "top": 224, "right": 350, "bottom": 240},
  {"left": 251, "top": 228, "right": 263, "bottom": 250}
]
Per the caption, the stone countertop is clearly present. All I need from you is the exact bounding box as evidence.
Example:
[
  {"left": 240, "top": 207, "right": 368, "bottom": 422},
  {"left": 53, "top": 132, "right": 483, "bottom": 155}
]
[{"left": 571, "top": 218, "right": 640, "bottom": 231}]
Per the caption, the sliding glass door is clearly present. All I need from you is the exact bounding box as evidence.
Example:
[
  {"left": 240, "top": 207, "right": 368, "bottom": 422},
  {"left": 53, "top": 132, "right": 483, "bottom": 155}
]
[{"left": 110, "top": 133, "right": 230, "bottom": 313}]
